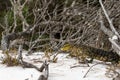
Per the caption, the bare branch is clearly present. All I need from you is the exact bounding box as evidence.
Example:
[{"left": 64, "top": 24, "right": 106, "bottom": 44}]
[
  {"left": 0, "top": 23, "right": 5, "bottom": 29},
  {"left": 109, "top": 38, "right": 120, "bottom": 56},
  {"left": 99, "top": 0, "right": 120, "bottom": 39},
  {"left": 99, "top": 10, "right": 114, "bottom": 38},
  {"left": 99, "top": 0, "right": 120, "bottom": 56}
]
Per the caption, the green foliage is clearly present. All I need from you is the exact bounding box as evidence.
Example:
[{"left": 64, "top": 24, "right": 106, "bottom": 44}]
[
  {"left": 6, "top": 11, "right": 14, "bottom": 26},
  {"left": 23, "top": 6, "right": 29, "bottom": 17},
  {"left": 23, "top": 6, "right": 34, "bottom": 24}
]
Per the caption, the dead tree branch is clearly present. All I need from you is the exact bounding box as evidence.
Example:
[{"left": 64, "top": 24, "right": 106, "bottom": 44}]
[
  {"left": 83, "top": 63, "right": 99, "bottom": 78},
  {"left": 99, "top": 0, "right": 120, "bottom": 56},
  {"left": 99, "top": 0, "right": 120, "bottom": 39},
  {"left": 17, "top": 44, "right": 49, "bottom": 80},
  {"left": 10, "top": 0, "right": 29, "bottom": 31},
  {"left": 1, "top": 0, "right": 102, "bottom": 54}
]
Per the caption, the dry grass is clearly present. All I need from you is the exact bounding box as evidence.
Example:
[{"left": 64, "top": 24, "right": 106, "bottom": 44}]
[{"left": 2, "top": 50, "right": 20, "bottom": 66}]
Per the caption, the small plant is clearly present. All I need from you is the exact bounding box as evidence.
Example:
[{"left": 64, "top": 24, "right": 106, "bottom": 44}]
[
  {"left": 43, "top": 45, "right": 58, "bottom": 63},
  {"left": 43, "top": 46, "right": 53, "bottom": 61},
  {"left": 2, "top": 50, "right": 20, "bottom": 66},
  {"left": 52, "top": 55, "right": 58, "bottom": 63}
]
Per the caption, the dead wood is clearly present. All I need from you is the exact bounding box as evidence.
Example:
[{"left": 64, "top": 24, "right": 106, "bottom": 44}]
[
  {"left": 83, "top": 63, "right": 100, "bottom": 78},
  {"left": 99, "top": 0, "right": 120, "bottom": 56},
  {"left": 113, "top": 72, "right": 120, "bottom": 80},
  {"left": 20, "top": 59, "right": 49, "bottom": 80},
  {"left": 38, "top": 60, "right": 49, "bottom": 80},
  {"left": 38, "top": 75, "right": 47, "bottom": 80},
  {"left": 17, "top": 44, "right": 49, "bottom": 80},
  {"left": 83, "top": 62, "right": 109, "bottom": 78}
]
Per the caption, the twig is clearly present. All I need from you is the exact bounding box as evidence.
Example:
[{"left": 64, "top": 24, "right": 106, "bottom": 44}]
[
  {"left": 70, "top": 64, "right": 89, "bottom": 68},
  {"left": 83, "top": 63, "right": 100, "bottom": 78}
]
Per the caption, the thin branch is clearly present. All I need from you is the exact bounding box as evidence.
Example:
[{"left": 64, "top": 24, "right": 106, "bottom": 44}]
[
  {"left": 99, "top": 10, "right": 114, "bottom": 38},
  {"left": 21, "top": 0, "right": 28, "bottom": 9},
  {"left": 109, "top": 38, "right": 120, "bottom": 56},
  {"left": 0, "top": 23, "right": 5, "bottom": 29},
  {"left": 83, "top": 63, "right": 100, "bottom": 78},
  {"left": 99, "top": 0, "right": 120, "bottom": 39}
]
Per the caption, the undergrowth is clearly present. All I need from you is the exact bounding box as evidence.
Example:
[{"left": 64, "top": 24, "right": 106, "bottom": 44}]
[{"left": 2, "top": 50, "right": 20, "bottom": 66}]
